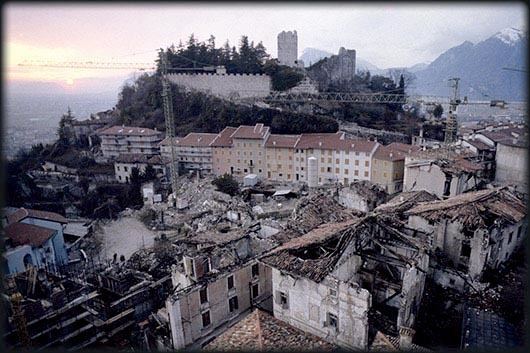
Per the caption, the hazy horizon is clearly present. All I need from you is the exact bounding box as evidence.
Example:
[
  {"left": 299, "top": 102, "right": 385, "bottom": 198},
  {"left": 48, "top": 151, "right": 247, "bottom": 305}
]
[{"left": 4, "top": 2, "right": 526, "bottom": 94}]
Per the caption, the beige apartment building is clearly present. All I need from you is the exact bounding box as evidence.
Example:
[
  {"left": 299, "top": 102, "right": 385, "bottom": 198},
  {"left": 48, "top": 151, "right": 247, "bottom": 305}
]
[
  {"left": 160, "top": 133, "right": 217, "bottom": 175},
  {"left": 207, "top": 123, "right": 419, "bottom": 190},
  {"left": 293, "top": 132, "right": 379, "bottom": 185},
  {"left": 97, "top": 125, "right": 163, "bottom": 160},
  {"left": 211, "top": 127, "right": 238, "bottom": 175},
  {"left": 227, "top": 124, "right": 270, "bottom": 178},
  {"left": 372, "top": 143, "right": 420, "bottom": 194},
  {"left": 265, "top": 135, "right": 300, "bottom": 182}
]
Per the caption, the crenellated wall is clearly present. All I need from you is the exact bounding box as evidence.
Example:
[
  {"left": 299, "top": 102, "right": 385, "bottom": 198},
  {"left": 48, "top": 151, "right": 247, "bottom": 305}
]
[{"left": 166, "top": 73, "right": 271, "bottom": 99}]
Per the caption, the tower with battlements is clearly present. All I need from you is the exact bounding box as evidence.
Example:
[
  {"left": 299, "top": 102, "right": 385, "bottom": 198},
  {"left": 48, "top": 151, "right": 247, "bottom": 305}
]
[{"left": 277, "top": 30, "right": 300, "bottom": 68}]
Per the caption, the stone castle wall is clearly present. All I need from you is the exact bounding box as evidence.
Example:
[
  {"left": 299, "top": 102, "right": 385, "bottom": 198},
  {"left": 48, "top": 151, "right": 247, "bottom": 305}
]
[{"left": 166, "top": 73, "right": 271, "bottom": 99}]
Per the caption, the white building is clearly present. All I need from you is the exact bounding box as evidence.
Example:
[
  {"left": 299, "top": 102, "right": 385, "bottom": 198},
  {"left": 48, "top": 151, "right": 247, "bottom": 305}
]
[
  {"left": 114, "top": 153, "right": 169, "bottom": 183},
  {"left": 97, "top": 125, "right": 163, "bottom": 160},
  {"left": 2, "top": 208, "right": 69, "bottom": 274},
  {"left": 160, "top": 133, "right": 218, "bottom": 175},
  {"left": 495, "top": 138, "right": 528, "bottom": 195}
]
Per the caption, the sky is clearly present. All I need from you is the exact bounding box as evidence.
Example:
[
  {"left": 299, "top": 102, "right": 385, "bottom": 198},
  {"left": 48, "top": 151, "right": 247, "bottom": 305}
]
[{"left": 3, "top": 2, "right": 527, "bottom": 92}]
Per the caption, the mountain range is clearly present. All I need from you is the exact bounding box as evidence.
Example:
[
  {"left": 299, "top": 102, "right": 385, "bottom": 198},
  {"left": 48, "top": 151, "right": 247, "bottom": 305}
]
[{"left": 300, "top": 27, "right": 527, "bottom": 101}]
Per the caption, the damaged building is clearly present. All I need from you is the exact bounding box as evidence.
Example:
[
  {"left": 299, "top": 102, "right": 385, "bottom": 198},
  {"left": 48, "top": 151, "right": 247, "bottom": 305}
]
[
  {"left": 165, "top": 229, "right": 275, "bottom": 349},
  {"left": 403, "top": 148, "right": 486, "bottom": 199},
  {"left": 405, "top": 187, "right": 527, "bottom": 290},
  {"left": 2, "top": 263, "right": 171, "bottom": 350},
  {"left": 260, "top": 216, "right": 430, "bottom": 350}
]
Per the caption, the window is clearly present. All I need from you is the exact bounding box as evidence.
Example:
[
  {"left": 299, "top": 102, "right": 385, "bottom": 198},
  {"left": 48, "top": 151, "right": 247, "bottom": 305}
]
[
  {"left": 355, "top": 152, "right": 360, "bottom": 156},
  {"left": 328, "top": 158, "right": 332, "bottom": 163},
  {"left": 460, "top": 241, "right": 471, "bottom": 257},
  {"left": 199, "top": 287, "right": 208, "bottom": 304},
  {"left": 354, "top": 170, "right": 359, "bottom": 176},
  {"left": 280, "top": 292, "right": 288, "bottom": 306},
  {"left": 329, "top": 288, "right": 337, "bottom": 297},
  {"left": 252, "top": 284, "right": 259, "bottom": 299},
  {"left": 229, "top": 296, "right": 239, "bottom": 312},
  {"left": 244, "top": 169, "right": 248, "bottom": 173},
  {"left": 227, "top": 275, "right": 234, "bottom": 290},
  {"left": 345, "top": 159, "right": 349, "bottom": 164},
  {"left": 268, "top": 171, "right": 271, "bottom": 178},
  {"left": 344, "top": 169, "right": 349, "bottom": 175},
  {"left": 328, "top": 150, "right": 332, "bottom": 156},
  {"left": 321, "top": 157, "right": 325, "bottom": 163},
  {"left": 449, "top": 278, "right": 456, "bottom": 285},
  {"left": 344, "top": 178, "right": 349, "bottom": 185},
  {"left": 321, "top": 167, "right": 325, "bottom": 172},
  {"left": 117, "top": 166, "right": 120, "bottom": 171},
  {"left": 326, "top": 313, "right": 338, "bottom": 329},
  {"left": 118, "top": 176, "right": 122, "bottom": 181},
  {"left": 365, "top": 161, "right": 369, "bottom": 167},
  {"left": 336, "top": 158, "right": 339, "bottom": 164},
  {"left": 508, "top": 232, "right": 513, "bottom": 244},
  {"left": 355, "top": 160, "right": 359, "bottom": 166},
  {"left": 124, "top": 166, "right": 128, "bottom": 172},
  {"left": 202, "top": 311, "right": 211, "bottom": 327},
  {"left": 335, "top": 168, "right": 339, "bottom": 173},
  {"left": 517, "top": 226, "right": 522, "bottom": 239},
  {"left": 327, "top": 167, "right": 331, "bottom": 173},
  {"left": 252, "top": 263, "right": 259, "bottom": 277},
  {"left": 259, "top": 169, "right": 262, "bottom": 173},
  {"left": 364, "top": 171, "right": 369, "bottom": 177}
]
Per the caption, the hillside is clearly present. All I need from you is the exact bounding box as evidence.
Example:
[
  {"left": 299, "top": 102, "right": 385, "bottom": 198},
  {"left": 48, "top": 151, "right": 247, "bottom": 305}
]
[{"left": 115, "top": 73, "right": 338, "bottom": 136}]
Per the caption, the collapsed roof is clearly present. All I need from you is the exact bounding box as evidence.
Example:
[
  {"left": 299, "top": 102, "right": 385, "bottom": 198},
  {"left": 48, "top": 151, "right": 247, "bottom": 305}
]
[{"left": 405, "top": 187, "right": 526, "bottom": 228}]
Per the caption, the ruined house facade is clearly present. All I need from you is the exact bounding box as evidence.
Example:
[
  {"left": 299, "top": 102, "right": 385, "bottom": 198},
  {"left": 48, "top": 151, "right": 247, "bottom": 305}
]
[
  {"left": 403, "top": 149, "right": 484, "bottom": 199},
  {"left": 405, "top": 187, "right": 527, "bottom": 290},
  {"left": 166, "top": 231, "right": 274, "bottom": 349},
  {"left": 261, "top": 219, "right": 429, "bottom": 350}
]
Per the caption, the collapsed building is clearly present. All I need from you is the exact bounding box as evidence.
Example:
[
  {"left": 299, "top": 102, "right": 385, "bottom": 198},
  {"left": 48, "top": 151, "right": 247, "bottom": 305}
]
[
  {"left": 2, "top": 263, "right": 171, "bottom": 350},
  {"left": 260, "top": 216, "right": 430, "bottom": 350},
  {"left": 403, "top": 147, "right": 486, "bottom": 199},
  {"left": 165, "top": 228, "right": 276, "bottom": 349},
  {"left": 404, "top": 187, "right": 527, "bottom": 291}
]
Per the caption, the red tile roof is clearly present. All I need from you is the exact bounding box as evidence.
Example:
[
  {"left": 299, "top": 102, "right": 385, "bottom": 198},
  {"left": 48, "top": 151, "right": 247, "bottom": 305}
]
[
  {"left": 210, "top": 127, "right": 238, "bottom": 147},
  {"left": 265, "top": 134, "right": 301, "bottom": 148},
  {"left": 294, "top": 132, "right": 344, "bottom": 150},
  {"left": 295, "top": 132, "right": 378, "bottom": 153},
  {"left": 386, "top": 142, "right": 421, "bottom": 154},
  {"left": 4, "top": 222, "right": 56, "bottom": 247},
  {"left": 231, "top": 124, "right": 270, "bottom": 139},
  {"left": 204, "top": 309, "right": 335, "bottom": 351},
  {"left": 7, "top": 208, "right": 68, "bottom": 225},
  {"left": 97, "top": 125, "right": 161, "bottom": 137},
  {"left": 373, "top": 145, "right": 407, "bottom": 162},
  {"left": 160, "top": 133, "right": 218, "bottom": 147}
]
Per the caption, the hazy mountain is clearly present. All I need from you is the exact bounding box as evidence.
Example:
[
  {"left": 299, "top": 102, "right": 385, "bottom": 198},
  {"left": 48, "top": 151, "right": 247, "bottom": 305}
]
[
  {"left": 300, "top": 47, "right": 333, "bottom": 67},
  {"left": 411, "top": 28, "right": 527, "bottom": 100}
]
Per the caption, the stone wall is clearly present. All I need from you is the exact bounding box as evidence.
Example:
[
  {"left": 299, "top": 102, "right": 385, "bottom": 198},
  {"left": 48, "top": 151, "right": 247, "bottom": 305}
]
[{"left": 167, "top": 73, "right": 271, "bottom": 99}]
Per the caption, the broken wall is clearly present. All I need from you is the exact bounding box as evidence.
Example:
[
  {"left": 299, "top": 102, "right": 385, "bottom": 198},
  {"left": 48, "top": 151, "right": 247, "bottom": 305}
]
[
  {"left": 167, "top": 261, "right": 271, "bottom": 349},
  {"left": 271, "top": 268, "right": 371, "bottom": 349}
]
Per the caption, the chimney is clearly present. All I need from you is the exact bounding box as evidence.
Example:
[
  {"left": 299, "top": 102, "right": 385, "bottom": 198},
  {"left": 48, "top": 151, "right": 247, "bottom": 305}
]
[{"left": 399, "top": 326, "right": 415, "bottom": 350}]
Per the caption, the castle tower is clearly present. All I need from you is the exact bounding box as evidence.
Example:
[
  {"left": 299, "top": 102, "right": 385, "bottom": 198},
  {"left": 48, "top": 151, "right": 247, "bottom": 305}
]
[{"left": 277, "top": 30, "right": 299, "bottom": 68}]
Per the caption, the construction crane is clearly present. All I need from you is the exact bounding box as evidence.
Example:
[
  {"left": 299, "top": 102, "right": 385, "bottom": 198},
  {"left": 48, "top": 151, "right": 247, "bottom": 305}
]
[
  {"left": 158, "top": 49, "right": 179, "bottom": 206},
  {"left": 444, "top": 77, "right": 460, "bottom": 144},
  {"left": 18, "top": 60, "right": 156, "bottom": 71}
]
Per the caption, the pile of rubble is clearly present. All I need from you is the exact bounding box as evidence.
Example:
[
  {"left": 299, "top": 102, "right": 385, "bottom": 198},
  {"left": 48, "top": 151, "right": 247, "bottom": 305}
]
[{"left": 288, "top": 189, "right": 361, "bottom": 234}]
